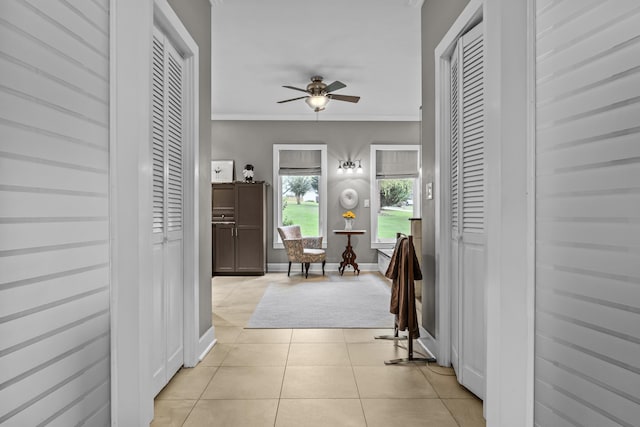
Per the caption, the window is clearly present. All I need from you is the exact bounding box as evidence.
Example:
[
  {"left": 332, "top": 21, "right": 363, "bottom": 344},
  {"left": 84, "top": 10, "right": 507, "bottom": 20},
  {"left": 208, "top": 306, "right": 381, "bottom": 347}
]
[
  {"left": 273, "top": 144, "right": 327, "bottom": 248},
  {"left": 370, "top": 145, "right": 421, "bottom": 248}
]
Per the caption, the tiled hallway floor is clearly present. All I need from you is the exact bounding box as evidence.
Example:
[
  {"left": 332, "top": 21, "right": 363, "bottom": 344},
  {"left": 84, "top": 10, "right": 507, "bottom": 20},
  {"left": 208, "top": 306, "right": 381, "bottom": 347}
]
[{"left": 152, "top": 273, "right": 485, "bottom": 426}]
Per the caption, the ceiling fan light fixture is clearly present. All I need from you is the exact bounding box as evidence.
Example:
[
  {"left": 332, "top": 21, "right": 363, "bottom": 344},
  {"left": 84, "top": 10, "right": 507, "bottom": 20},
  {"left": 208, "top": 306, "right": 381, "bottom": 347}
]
[{"left": 305, "top": 95, "right": 329, "bottom": 111}]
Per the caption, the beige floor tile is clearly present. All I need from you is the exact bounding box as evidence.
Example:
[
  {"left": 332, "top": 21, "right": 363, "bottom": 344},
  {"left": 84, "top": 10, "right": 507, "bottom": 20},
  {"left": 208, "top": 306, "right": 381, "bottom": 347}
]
[
  {"left": 291, "top": 328, "right": 345, "bottom": 342},
  {"left": 343, "top": 328, "right": 399, "bottom": 343},
  {"left": 199, "top": 343, "right": 232, "bottom": 366},
  {"left": 236, "top": 328, "right": 292, "bottom": 343},
  {"left": 361, "top": 398, "right": 459, "bottom": 427},
  {"left": 222, "top": 343, "right": 290, "bottom": 366},
  {"left": 353, "top": 366, "right": 437, "bottom": 398},
  {"left": 420, "top": 364, "right": 477, "bottom": 398},
  {"left": 156, "top": 366, "right": 217, "bottom": 400},
  {"left": 211, "top": 312, "right": 234, "bottom": 327},
  {"left": 281, "top": 366, "right": 359, "bottom": 398},
  {"left": 150, "top": 399, "right": 196, "bottom": 427},
  {"left": 275, "top": 399, "right": 366, "bottom": 427},
  {"left": 216, "top": 300, "right": 256, "bottom": 311},
  {"left": 212, "top": 326, "right": 243, "bottom": 343},
  {"left": 443, "top": 397, "right": 486, "bottom": 427},
  {"left": 183, "top": 399, "right": 278, "bottom": 427},
  {"left": 287, "top": 343, "right": 351, "bottom": 366},
  {"left": 201, "top": 366, "right": 285, "bottom": 399},
  {"left": 347, "top": 342, "right": 410, "bottom": 365},
  {"left": 214, "top": 308, "right": 253, "bottom": 328},
  {"left": 224, "top": 287, "right": 267, "bottom": 303}
]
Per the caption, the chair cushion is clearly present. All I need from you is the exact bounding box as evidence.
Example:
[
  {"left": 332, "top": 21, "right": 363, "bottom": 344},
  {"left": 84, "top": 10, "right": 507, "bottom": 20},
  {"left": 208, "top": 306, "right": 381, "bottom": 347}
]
[
  {"left": 302, "top": 248, "right": 326, "bottom": 263},
  {"left": 303, "top": 248, "right": 325, "bottom": 256}
]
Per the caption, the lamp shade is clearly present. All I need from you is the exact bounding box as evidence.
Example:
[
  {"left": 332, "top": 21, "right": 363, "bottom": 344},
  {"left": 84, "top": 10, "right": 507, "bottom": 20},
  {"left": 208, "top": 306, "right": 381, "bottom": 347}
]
[{"left": 305, "top": 95, "right": 329, "bottom": 111}]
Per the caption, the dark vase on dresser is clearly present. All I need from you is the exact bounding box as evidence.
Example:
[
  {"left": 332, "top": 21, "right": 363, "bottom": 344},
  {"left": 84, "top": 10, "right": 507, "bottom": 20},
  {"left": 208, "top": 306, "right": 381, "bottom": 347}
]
[{"left": 211, "top": 182, "right": 266, "bottom": 275}]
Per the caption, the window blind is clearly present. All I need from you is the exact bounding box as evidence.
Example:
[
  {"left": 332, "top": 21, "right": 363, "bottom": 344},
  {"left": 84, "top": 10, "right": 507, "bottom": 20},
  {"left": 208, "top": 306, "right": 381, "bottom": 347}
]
[
  {"left": 278, "top": 149, "right": 321, "bottom": 175},
  {"left": 375, "top": 150, "right": 420, "bottom": 178}
]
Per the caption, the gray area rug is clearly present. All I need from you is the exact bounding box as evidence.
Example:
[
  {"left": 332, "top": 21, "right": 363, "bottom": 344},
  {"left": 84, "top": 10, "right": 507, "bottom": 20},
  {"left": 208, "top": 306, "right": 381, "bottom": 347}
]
[{"left": 247, "top": 276, "right": 395, "bottom": 328}]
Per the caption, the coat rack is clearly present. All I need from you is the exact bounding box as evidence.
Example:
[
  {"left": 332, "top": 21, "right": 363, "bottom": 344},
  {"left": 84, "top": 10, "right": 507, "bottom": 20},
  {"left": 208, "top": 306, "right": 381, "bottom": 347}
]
[{"left": 376, "top": 233, "right": 436, "bottom": 365}]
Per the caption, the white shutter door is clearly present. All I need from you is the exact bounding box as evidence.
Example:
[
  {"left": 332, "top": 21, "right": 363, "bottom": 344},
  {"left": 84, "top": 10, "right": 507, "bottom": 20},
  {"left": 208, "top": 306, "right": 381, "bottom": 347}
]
[
  {"left": 535, "top": 2, "right": 640, "bottom": 426},
  {"left": 461, "top": 27, "right": 484, "bottom": 234},
  {"left": 166, "top": 44, "right": 183, "bottom": 234},
  {"left": 448, "top": 22, "right": 486, "bottom": 399},
  {"left": 163, "top": 40, "right": 184, "bottom": 378},
  {"left": 0, "top": 0, "right": 110, "bottom": 425},
  {"left": 450, "top": 47, "right": 460, "bottom": 235},
  {"left": 449, "top": 45, "right": 462, "bottom": 375},
  {"left": 152, "top": 34, "right": 165, "bottom": 236},
  {"left": 150, "top": 27, "right": 184, "bottom": 396},
  {"left": 151, "top": 30, "right": 167, "bottom": 394}
]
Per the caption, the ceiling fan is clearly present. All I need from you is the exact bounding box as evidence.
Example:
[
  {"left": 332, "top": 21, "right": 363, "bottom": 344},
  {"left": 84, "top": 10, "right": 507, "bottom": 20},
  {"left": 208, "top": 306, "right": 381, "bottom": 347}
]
[{"left": 277, "top": 76, "right": 361, "bottom": 112}]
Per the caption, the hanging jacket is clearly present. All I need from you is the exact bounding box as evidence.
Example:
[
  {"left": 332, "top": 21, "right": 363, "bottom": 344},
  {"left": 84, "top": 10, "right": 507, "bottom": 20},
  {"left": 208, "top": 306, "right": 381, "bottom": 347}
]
[{"left": 385, "top": 236, "right": 422, "bottom": 337}]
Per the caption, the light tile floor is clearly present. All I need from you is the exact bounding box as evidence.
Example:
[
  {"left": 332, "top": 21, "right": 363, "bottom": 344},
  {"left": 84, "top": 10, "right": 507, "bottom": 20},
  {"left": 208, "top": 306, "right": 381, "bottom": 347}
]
[{"left": 152, "top": 273, "right": 485, "bottom": 427}]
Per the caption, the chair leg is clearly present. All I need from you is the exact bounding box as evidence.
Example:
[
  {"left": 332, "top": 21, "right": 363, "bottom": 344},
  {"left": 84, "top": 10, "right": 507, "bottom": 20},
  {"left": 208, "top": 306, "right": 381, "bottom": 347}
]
[
  {"left": 287, "top": 262, "right": 291, "bottom": 277},
  {"left": 322, "top": 260, "right": 326, "bottom": 276},
  {"left": 304, "top": 263, "right": 310, "bottom": 278},
  {"left": 301, "top": 263, "right": 304, "bottom": 274}
]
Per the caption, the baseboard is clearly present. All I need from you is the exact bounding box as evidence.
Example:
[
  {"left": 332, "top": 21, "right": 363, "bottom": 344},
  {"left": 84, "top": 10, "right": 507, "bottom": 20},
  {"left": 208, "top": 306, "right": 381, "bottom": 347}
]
[
  {"left": 417, "top": 328, "right": 440, "bottom": 364},
  {"left": 267, "top": 262, "right": 379, "bottom": 273},
  {"left": 197, "top": 327, "right": 216, "bottom": 363}
]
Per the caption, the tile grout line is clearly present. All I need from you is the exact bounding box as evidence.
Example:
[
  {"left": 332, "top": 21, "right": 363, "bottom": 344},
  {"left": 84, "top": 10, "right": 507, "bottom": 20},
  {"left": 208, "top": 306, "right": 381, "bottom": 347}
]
[
  {"left": 345, "top": 328, "right": 370, "bottom": 427},
  {"left": 273, "top": 329, "right": 293, "bottom": 426}
]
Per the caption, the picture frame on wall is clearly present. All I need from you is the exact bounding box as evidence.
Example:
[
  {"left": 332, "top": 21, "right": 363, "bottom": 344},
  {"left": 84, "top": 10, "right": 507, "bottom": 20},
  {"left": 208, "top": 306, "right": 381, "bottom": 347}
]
[{"left": 211, "top": 160, "right": 234, "bottom": 183}]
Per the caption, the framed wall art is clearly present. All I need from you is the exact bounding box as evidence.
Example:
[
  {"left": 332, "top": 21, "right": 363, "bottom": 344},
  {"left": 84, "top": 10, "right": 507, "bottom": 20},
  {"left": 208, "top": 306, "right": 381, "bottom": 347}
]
[{"left": 211, "top": 160, "right": 234, "bottom": 183}]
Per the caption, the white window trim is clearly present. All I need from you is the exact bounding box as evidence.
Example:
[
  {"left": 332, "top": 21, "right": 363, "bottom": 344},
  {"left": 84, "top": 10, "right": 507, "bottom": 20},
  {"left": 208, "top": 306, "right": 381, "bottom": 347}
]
[
  {"left": 369, "top": 144, "right": 422, "bottom": 249},
  {"left": 272, "top": 144, "right": 328, "bottom": 249}
]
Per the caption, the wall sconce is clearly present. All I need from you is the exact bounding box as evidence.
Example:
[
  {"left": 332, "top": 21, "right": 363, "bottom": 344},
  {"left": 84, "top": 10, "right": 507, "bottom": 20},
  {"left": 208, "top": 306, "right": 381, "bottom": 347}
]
[{"left": 337, "top": 159, "right": 363, "bottom": 174}]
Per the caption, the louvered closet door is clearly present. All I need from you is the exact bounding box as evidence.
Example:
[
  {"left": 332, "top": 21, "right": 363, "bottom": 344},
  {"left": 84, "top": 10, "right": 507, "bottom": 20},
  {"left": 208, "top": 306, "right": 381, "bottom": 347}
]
[
  {"left": 0, "top": 0, "right": 110, "bottom": 425},
  {"left": 448, "top": 22, "right": 485, "bottom": 399},
  {"left": 449, "top": 44, "right": 462, "bottom": 377},
  {"left": 534, "top": 2, "right": 640, "bottom": 426},
  {"left": 151, "top": 26, "right": 184, "bottom": 397}
]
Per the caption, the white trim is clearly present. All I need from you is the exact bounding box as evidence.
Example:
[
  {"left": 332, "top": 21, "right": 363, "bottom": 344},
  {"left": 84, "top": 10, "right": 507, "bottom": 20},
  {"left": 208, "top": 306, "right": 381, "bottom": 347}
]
[
  {"left": 153, "top": 0, "right": 201, "bottom": 370},
  {"left": 272, "top": 144, "right": 328, "bottom": 249},
  {"left": 431, "top": 0, "right": 483, "bottom": 366},
  {"left": 433, "top": 0, "right": 483, "bottom": 368},
  {"left": 197, "top": 329, "right": 216, "bottom": 361},
  {"left": 110, "top": 0, "right": 203, "bottom": 423},
  {"left": 369, "top": 144, "right": 422, "bottom": 248},
  {"left": 484, "top": 0, "right": 531, "bottom": 425},
  {"left": 267, "top": 262, "right": 379, "bottom": 273},
  {"left": 110, "top": 0, "right": 154, "bottom": 424},
  {"left": 211, "top": 113, "right": 420, "bottom": 122}
]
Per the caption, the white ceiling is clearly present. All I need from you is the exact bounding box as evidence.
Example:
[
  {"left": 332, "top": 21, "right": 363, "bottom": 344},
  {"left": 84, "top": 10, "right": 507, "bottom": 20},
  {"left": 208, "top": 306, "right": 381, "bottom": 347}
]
[{"left": 210, "top": 0, "right": 423, "bottom": 121}]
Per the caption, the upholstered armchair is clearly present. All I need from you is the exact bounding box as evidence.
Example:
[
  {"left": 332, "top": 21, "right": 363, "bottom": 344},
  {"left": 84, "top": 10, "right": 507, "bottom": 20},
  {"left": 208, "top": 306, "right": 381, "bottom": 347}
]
[{"left": 277, "top": 225, "right": 326, "bottom": 278}]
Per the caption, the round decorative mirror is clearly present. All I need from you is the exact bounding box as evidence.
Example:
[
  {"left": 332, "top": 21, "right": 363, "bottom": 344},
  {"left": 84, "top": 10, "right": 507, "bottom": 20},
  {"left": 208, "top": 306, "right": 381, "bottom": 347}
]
[{"left": 339, "top": 188, "right": 359, "bottom": 209}]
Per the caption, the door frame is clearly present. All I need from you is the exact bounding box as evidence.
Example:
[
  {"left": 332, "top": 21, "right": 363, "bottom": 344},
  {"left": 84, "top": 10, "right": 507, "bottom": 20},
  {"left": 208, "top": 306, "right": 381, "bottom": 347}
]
[
  {"left": 110, "top": 0, "right": 201, "bottom": 423},
  {"left": 434, "top": 0, "right": 484, "bottom": 369}
]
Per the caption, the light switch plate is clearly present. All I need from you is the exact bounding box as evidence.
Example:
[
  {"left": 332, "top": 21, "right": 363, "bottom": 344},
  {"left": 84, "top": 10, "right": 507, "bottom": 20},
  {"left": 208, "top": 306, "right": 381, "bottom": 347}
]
[
  {"left": 364, "top": 199, "right": 370, "bottom": 208},
  {"left": 426, "top": 182, "right": 433, "bottom": 200}
]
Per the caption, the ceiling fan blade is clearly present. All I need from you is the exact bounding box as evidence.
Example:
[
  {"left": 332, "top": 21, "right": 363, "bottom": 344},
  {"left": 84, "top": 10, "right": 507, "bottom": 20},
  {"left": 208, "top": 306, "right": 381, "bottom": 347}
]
[
  {"left": 324, "top": 81, "right": 346, "bottom": 93},
  {"left": 283, "top": 85, "right": 310, "bottom": 94},
  {"left": 277, "top": 95, "right": 308, "bottom": 104},
  {"left": 327, "top": 94, "right": 360, "bottom": 103}
]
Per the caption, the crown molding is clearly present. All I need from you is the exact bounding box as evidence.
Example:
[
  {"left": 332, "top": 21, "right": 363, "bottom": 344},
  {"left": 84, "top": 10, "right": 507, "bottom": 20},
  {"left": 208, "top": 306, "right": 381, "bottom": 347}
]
[
  {"left": 209, "top": 0, "right": 223, "bottom": 6},
  {"left": 406, "top": 0, "right": 424, "bottom": 8}
]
